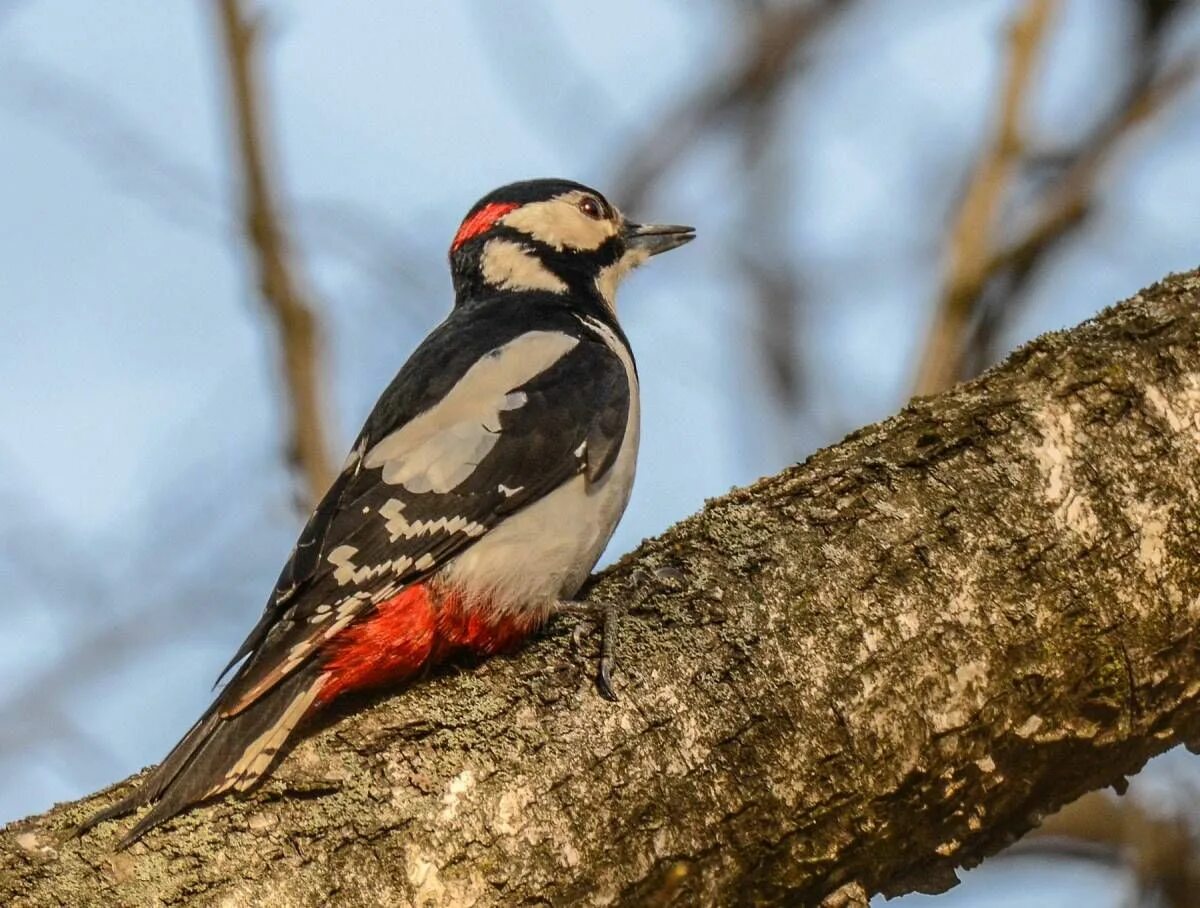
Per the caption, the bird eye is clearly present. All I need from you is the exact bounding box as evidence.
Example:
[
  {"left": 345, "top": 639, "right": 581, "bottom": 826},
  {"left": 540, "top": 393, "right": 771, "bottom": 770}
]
[{"left": 578, "top": 196, "right": 605, "bottom": 220}]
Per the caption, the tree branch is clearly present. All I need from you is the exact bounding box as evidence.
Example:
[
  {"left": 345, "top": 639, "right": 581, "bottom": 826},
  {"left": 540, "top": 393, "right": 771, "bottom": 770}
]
[
  {"left": 7, "top": 269, "right": 1200, "bottom": 904},
  {"left": 214, "top": 0, "right": 334, "bottom": 507}
]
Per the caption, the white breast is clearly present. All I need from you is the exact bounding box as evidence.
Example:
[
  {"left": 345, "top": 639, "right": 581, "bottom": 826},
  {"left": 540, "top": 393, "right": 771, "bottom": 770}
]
[{"left": 440, "top": 317, "right": 639, "bottom": 619}]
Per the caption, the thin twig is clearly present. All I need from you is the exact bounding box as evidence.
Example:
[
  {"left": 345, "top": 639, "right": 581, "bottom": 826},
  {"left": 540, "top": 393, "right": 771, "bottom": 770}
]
[
  {"left": 214, "top": 0, "right": 334, "bottom": 507},
  {"left": 611, "top": 0, "right": 848, "bottom": 211},
  {"left": 989, "top": 58, "right": 1198, "bottom": 279},
  {"left": 917, "top": 0, "right": 1198, "bottom": 391},
  {"left": 1013, "top": 789, "right": 1200, "bottom": 908},
  {"left": 912, "top": 0, "right": 1057, "bottom": 396},
  {"left": 964, "top": 54, "right": 1197, "bottom": 373},
  {"left": 737, "top": 57, "right": 807, "bottom": 433}
]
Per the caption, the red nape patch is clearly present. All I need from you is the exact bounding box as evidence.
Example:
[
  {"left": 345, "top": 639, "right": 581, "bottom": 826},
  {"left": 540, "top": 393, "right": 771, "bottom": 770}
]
[
  {"left": 316, "top": 584, "right": 541, "bottom": 705},
  {"left": 450, "top": 201, "right": 519, "bottom": 251}
]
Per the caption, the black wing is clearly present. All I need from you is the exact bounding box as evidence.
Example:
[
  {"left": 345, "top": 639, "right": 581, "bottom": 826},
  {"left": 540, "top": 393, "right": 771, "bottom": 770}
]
[{"left": 216, "top": 302, "right": 631, "bottom": 712}]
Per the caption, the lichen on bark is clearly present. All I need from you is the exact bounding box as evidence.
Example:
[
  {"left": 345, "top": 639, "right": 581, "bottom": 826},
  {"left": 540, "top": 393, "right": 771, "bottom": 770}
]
[{"left": 5, "top": 270, "right": 1200, "bottom": 907}]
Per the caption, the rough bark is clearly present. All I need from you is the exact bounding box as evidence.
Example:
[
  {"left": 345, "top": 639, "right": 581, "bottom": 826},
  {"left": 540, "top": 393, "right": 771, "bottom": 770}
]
[{"left": 6, "top": 270, "right": 1200, "bottom": 907}]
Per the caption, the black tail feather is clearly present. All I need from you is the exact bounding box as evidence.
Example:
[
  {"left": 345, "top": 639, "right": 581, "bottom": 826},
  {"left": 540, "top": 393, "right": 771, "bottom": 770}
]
[{"left": 76, "top": 664, "right": 323, "bottom": 847}]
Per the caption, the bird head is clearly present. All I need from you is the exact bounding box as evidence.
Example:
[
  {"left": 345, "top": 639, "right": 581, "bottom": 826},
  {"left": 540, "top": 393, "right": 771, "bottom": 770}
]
[{"left": 448, "top": 179, "right": 694, "bottom": 310}]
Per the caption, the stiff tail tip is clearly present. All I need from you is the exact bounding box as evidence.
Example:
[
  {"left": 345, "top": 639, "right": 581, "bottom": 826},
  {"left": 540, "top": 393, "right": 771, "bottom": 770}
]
[{"left": 74, "top": 667, "right": 325, "bottom": 848}]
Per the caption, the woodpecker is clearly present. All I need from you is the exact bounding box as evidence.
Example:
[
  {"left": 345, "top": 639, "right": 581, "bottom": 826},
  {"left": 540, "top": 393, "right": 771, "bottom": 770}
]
[{"left": 78, "top": 178, "right": 694, "bottom": 845}]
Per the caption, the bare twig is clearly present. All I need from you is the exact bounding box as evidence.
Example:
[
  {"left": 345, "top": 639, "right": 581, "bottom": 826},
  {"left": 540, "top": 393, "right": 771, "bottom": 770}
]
[
  {"left": 0, "top": 49, "right": 226, "bottom": 236},
  {"left": 214, "top": 0, "right": 334, "bottom": 507},
  {"left": 611, "top": 0, "right": 848, "bottom": 211},
  {"left": 608, "top": 0, "right": 850, "bottom": 464},
  {"left": 736, "top": 58, "right": 807, "bottom": 441},
  {"left": 912, "top": 0, "right": 1057, "bottom": 396},
  {"left": 0, "top": 49, "right": 438, "bottom": 327},
  {"left": 1015, "top": 789, "right": 1200, "bottom": 908},
  {"left": 916, "top": 0, "right": 1198, "bottom": 392},
  {"left": 989, "top": 58, "right": 1198, "bottom": 279},
  {"left": 468, "top": 2, "right": 618, "bottom": 159},
  {"left": 965, "top": 55, "right": 1197, "bottom": 374}
]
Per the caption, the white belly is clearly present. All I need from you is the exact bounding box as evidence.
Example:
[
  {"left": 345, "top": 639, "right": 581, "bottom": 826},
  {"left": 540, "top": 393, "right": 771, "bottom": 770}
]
[
  {"left": 441, "top": 323, "right": 640, "bottom": 619},
  {"left": 440, "top": 404, "right": 639, "bottom": 619}
]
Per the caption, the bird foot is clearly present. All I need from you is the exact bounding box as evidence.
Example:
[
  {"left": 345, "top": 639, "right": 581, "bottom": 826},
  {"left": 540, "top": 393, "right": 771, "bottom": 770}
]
[{"left": 555, "top": 600, "right": 619, "bottom": 701}]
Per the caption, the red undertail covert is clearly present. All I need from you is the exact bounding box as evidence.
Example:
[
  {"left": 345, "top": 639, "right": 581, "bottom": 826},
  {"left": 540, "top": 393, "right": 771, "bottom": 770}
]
[{"left": 315, "top": 583, "right": 542, "bottom": 705}]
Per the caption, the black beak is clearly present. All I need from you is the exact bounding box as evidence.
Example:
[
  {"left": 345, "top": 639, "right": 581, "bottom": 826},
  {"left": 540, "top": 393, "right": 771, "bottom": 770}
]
[{"left": 623, "top": 222, "right": 696, "bottom": 256}]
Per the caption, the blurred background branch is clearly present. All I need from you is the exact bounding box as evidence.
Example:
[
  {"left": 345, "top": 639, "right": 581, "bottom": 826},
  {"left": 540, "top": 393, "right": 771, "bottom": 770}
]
[
  {"left": 612, "top": 0, "right": 850, "bottom": 212},
  {"left": 613, "top": 0, "right": 856, "bottom": 457},
  {"left": 214, "top": 0, "right": 333, "bottom": 508},
  {"left": 915, "top": 0, "right": 1198, "bottom": 394},
  {"left": 913, "top": 0, "right": 1057, "bottom": 396},
  {"left": 1014, "top": 783, "right": 1200, "bottom": 908}
]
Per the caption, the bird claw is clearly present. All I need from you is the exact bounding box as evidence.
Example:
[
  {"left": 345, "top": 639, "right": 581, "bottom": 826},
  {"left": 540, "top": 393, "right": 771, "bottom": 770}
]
[
  {"left": 570, "top": 620, "right": 590, "bottom": 651},
  {"left": 596, "top": 648, "right": 617, "bottom": 702},
  {"left": 557, "top": 600, "right": 619, "bottom": 700}
]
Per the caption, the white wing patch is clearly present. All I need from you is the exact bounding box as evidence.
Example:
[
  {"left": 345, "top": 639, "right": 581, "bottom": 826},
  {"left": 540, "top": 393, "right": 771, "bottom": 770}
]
[
  {"left": 480, "top": 238, "right": 568, "bottom": 293},
  {"left": 442, "top": 315, "right": 641, "bottom": 611},
  {"left": 327, "top": 544, "right": 414, "bottom": 587},
  {"left": 379, "top": 498, "right": 486, "bottom": 542},
  {"left": 364, "top": 331, "right": 579, "bottom": 493}
]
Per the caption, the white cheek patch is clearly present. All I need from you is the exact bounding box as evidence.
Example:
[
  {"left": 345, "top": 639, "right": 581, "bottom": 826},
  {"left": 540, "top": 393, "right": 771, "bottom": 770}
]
[
  {"left": 480, "top": 238, "right": 568, "bottom": 293},
  {"left": 501, "top": 194, "right": 616, "bottom": 251},
  {"left": 594, "top": 247, "right": 650, "bottom": 310},
  {"left": 365, "top": 331, "right": 580, "bottom": 494}
]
